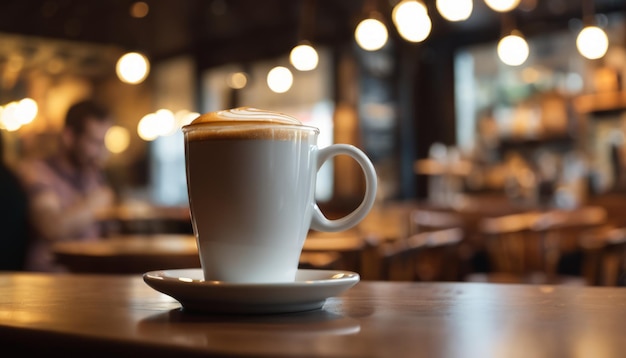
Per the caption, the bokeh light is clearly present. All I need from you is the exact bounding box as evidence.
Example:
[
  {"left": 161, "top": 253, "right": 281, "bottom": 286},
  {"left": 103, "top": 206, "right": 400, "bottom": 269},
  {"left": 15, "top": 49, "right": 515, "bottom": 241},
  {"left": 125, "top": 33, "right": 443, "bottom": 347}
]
[
  {"left": 436, "top": 0, "right": 472, "bottom": 22},
  {"left": 105, "top": 125, "right": 131, "bottom": 154},
  {"left": 137, "top": 113, "right": 159, "bottom": 141},
  {"left": 0, "top": 98, "right": 38, "bottom": 131},
  {"left": 266, "top": 66, "right": 293, "bottom": 93},
  {"left": 130, "top": 1, "right": 149, "bottom": 18},
  {"left": 154, "top": 109, "right": 177, "bottom": 136},
  {"left": 290, "top": 43, "right": 319, "bottom": 71},
  {"left": 392, "top": 0, "right": 431, "bottom": 43},
  {"left": 498, "top": 34, "right": 529, "bottom": 66},
  {"left": 226, "top": 72, "right": 248, "bottom": 89},
  {"left": 484, "top": 0, "right": 521, "bottom": 12},
  {"left": 116, "top": 52, "right": 150, "bottom": 84},
  {"left": 355, "top": 18, "right": 388, "bottom": 51},
  {"left": 577, "top": 26, "right": 609, "bottom": 60},
  {"left": 0, "top": 102, "right": 20, "bottom": 132}
]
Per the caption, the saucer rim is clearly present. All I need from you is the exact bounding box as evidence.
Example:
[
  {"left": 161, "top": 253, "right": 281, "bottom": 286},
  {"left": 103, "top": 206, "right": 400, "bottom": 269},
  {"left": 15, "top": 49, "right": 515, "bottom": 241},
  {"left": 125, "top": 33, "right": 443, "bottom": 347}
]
[
  {"left": 142, "top": 268, "right": 360, "bottom": 287},
  {"left": 142, "top": 268, "right": 360, "bottom": 314}
]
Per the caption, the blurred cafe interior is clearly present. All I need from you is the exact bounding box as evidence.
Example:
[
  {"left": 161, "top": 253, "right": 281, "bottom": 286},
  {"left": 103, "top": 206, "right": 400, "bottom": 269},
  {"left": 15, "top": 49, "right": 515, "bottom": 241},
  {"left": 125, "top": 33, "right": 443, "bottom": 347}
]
[{"left": 2, "top": 0, "right": 626, "bottom": 286}]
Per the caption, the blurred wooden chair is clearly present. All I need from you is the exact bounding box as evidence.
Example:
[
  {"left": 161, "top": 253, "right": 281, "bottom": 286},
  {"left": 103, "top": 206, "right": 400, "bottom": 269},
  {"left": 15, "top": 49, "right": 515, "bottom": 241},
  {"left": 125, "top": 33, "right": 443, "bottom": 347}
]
[
  {"left": 410, "top": 209, "right": 465, "bottom": 234},
  {"left": 376, "top": 228, "right": 464, "bottom": 281},
  {"left": 466, "top": 211, "right": 586, "bottom": 285},
  {"left": 531, "top": 206, "right": 607, "bottom": 278},
  {"left": 409, "top": 209, "right": 475, "bottom": 278},
  {"left": 580, "top": 226, "right": 626, "bottom": 286},
  {"left": 475, "top": 211, "right": 542, "bottom": 276}
]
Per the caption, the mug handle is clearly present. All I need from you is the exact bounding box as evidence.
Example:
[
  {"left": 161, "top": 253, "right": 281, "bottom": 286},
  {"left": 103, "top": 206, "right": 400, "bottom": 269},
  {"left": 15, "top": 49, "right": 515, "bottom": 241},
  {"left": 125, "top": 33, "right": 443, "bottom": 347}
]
[{"left": 310, "top": 144, "right": 377, "bottom": 232}]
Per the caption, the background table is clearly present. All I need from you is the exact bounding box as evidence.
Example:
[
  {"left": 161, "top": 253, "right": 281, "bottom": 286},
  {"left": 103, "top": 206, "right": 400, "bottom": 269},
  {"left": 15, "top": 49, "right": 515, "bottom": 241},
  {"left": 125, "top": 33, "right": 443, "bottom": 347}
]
[
  {"left": 52, "top": 234, "right": 200, "bottom": 274},
  {"left": 1, "top": 273, "right": 625, "bottom": 357},
  {"left": 52, "top": 233, "right": 364, "bottom": 274}
]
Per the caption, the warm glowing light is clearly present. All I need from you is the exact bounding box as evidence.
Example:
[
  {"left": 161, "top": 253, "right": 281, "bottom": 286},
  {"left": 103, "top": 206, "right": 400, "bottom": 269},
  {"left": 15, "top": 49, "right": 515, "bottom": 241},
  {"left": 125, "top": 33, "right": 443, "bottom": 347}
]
[
  {"left": 290, "top": 43, "right": 319, "bottom": 71},
  {"left": 484, "top": 0, "right": 520, "bottom": 12},
  {"left": 266, "top": 66, "right": 293, "bottom": 93},
  {"left": 576, "top": 26, "right": 609, "bottom": 60},
  {"left": 0, "top": 102, "right": 21, "bottom": 132},
  {"left": 16, "top": 98, "right": 38, "bottom": 125},
  {"left": 393, "top": 0, "right": 428, "bottom": 20},
  {"left": 226, "top": 72, "right": 248, "bottom": 89},
  {"left": 498, "top": 33, "right": 529, "bottom": 66},
  {"left": 392, "top": 0, "right": 431, "bottom": 43},
  {"left": 130, "top": 1, "right": 149, "bottom": 18},
  {"left": 154, "top": 109, "right": 176, "bottom": 136},
  {"left": 116, "top": 52, "right": 150, "bottom": 84},
  {"left": 137, "top": 113, "right": 159, "bottom": 141},
  {"left": 436, "top": 0, "right": 472, "bottom": 22},
  {"left": 105, "top": 125, "right": 130, "bottom": 154},
  {"left": 355, "top": 17, "right": 388, "bottom": 51},
  {"left": 0, "top": 98, "right": 39, "bottom": 131}
]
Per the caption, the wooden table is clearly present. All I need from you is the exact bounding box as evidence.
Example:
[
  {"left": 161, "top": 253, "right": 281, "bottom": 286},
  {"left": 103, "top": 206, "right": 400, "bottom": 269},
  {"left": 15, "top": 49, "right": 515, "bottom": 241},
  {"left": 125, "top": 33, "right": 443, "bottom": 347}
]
[
  {"left": 1, "top": 273, "right": 625, "bottom": 357},
  {"left": 52, "top": 234, "right": 201, "bottom": 274},
  {"left": 52, "top": 234, "right": 365, "bottom": 274},
  {"left": 97, "top": 203, "right": 192, "bottom": 235}
]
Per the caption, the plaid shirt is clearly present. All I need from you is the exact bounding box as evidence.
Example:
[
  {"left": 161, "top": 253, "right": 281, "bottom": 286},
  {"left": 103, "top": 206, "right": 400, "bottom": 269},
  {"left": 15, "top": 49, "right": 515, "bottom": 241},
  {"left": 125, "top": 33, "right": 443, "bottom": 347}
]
[{"left": 18, "top": 156, "right": 106, "bottom": 271}]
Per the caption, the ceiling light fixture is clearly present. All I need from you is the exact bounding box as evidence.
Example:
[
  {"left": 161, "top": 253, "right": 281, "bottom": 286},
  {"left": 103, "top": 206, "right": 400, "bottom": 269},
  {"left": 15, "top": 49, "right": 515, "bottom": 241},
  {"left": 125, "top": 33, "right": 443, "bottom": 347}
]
[
  {"left": 355, "top": 0, "right": 388, "bottom": 51},
  {"left": 498, "top": 31, "right": 529, "bottom": 66},
  {"left": 496, "top": 10, "right": 529, "bottom": 67},
  {"left": 577, "top": 26, "right": 609, "bottom": 60},
  {"left": 392, "top": 0, "right": 431, "bottom": 43},
  {"left": 290, "top": 0, "right": 319, "bottom": 71},
  {"left": 576, "top": 0, "right": 609, "bottom": 60},
  {"left": 484, "top": 0, "right": 521, "bottom": 13},
  {"left": 355, "top": 16, "right": 388, "bottom": 51},
  {"left": 436, "top": 0, "right": 473, "bottom": 22}
]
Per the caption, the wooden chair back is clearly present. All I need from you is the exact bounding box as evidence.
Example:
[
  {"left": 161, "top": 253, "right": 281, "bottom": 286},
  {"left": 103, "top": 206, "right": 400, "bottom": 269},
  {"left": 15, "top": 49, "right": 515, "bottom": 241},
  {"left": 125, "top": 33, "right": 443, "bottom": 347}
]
[
  {"left": 410, "top": 209, "right": 465, "bottom": 234},
  {"left": 580, "top": 226, "right": 626, "bottom": 286},
  {"left": 378, "top": 228, "right": 463, "bottom": 281},
  {"left": 471, "top": 207, "right": 605, "bottom": 285},
  {"left": 479, "top": 211, "right": 544, "bottom": 275},
  {"left": 532, "top": 206, "right": 608, "bottom": 276}
]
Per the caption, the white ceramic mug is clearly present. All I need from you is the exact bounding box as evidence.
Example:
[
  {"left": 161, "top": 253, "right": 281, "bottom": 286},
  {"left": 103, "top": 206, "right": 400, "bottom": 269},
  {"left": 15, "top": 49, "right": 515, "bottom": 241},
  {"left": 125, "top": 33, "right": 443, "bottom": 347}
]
[{"left": 182, "top": 108, "right": 377, "bottom": 283}]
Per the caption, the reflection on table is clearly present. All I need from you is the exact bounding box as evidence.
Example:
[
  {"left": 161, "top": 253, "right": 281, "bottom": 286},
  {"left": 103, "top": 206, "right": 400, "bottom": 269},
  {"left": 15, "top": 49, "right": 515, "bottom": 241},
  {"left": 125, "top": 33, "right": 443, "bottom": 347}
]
[{"left": 1, "top": 272, "right": 625, "bottom": 357}]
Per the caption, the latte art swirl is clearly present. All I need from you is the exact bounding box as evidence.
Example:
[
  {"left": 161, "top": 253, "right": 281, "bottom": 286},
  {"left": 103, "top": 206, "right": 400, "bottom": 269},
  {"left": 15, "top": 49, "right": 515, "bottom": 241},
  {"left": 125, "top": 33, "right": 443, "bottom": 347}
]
[
  {"left": 182, "top": 107, "right": 318, "bottom": 141},
  {"left": 189, "top": 107, "right": 301, "bottom": 126}
]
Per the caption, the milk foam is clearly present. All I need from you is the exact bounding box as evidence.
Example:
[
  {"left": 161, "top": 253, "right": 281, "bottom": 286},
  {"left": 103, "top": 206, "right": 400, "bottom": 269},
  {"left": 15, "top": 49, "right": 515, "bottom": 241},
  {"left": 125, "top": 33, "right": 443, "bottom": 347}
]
[
  {"left": 191, "top": 107, "right": 301, "bottom": 125},
  {"left": 183, "top": 107, "right": 318, "bottom": 141}
]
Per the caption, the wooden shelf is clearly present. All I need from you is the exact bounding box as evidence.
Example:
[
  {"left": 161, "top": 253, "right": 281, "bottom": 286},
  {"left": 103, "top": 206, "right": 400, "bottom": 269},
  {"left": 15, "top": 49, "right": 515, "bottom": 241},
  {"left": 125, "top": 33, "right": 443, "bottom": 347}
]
[
  {"left": 414, "top": 158, "right": 472, "bottom": 176},
  {"left": 573, "top": 91, "right": 626, "bottom": 116},
  {"left": 496, "top": 134, "right": 576, "bottom": 154}
]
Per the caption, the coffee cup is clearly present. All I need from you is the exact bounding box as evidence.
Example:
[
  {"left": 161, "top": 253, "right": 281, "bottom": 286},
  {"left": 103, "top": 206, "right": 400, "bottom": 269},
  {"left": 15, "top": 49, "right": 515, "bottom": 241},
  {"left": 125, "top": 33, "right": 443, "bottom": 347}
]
[{"left": 182, "top": 107, "right": 377, "bottom": 283}]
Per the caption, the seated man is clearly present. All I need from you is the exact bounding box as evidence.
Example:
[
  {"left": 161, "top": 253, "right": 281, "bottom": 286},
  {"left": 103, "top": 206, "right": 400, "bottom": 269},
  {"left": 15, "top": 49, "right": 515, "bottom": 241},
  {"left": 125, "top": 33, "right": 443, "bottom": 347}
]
[{"left": 18, "top": 100, "right": 115, "bottom": 272}]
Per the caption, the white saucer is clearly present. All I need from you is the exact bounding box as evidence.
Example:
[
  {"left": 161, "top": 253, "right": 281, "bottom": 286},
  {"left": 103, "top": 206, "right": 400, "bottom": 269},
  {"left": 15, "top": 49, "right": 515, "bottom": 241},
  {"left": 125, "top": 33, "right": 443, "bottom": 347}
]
[{"left": 143, "top": 268, "right": 360, "bottom": 314}]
